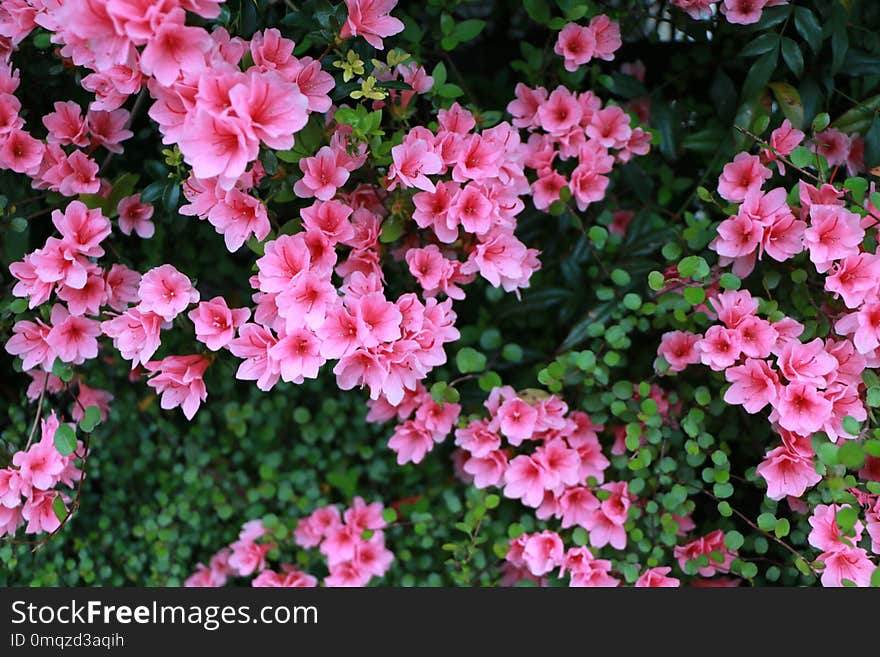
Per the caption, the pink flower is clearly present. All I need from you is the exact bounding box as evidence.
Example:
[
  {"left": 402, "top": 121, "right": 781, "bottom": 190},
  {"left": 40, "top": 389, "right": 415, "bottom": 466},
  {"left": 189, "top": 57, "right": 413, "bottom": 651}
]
[
  {"left": 635, "top": 566, "right": 680, "bottom": 587},
  {"left": 73, "top": 384, "right": 113, "bottom": 423},
  {"left": 43, "top": 101, "right": 89, "bottom": 147},
  {"left": 507, "top": 84, "right": 547, "bottom": 129},
  {"left": 817, "top": 546, "right": 875, "bottom": 587},
  {"left": 387, "top": 420, "right": 435, "bottom": 465},
  {"left": 673, "top": 0, "right": 719, "bottom": 20},
  {"left": 697, "top": 325, "right": 742, "bottom": 371},
  {"left": 0, "top": 128, "right": 43, "bottom": 174},
  {"left": 324, "top": 561, "right": 370, "bottom": 587},
  {"left": 178, "top": 113, "right": 258, "bottom": 184},
  {"left": 462, "top": 450, "right": 507, "bottom": 488},
  {"left": 139, "top": 10, "right": 211, "bottom": 86},
  {"left": 589, "top": 15, "right": 622, "bottom": 60},
  {"left": 351, "top": 292, "right": 402, "bottom": 346},
  {"left": 582, "top": 481, "right": 630, "bottom": 549},
  {"left": 12, "top": 442, "right": 65, "bottom": 492},
  {"left": 117, "top": 194, "right": 155, "bottom": 239},
  {"left": 101, "top": 308, "right": 163, "bottom": 368},
  {"left": 86, "top": 109, "right": 133, "bottom": 153},
  {"left": 229, "top": 324, "right": 281, "bottom": 392},
  {"left": 252, "top": 569, "right": 318, "bottom": 588},
  {"left": 46, "top": 304, "right": 100, "bottom": 364},
  {"left": 21, "top": 490, "right": 63, "bottom": 535},
  {"left": 503, "top": 455, "right": 547, "bottom": 508},
  {"left": 353, "top": 534, "right": 394, "bottom": 579},
  {"left": 554, "top": 23, "right": 596, "bottom": 72},
  {"left": 6, "top": 318, "right": 53, "bottom": 371},
  {"left": 271, "top": 327, "right": 325, "bottom": 383},
  {"left": 207, "top": 189, "right": 271, "bottom": 252},
  {"left": 811, "top": 128, "right": 851, "bottom": 168},
  {"left": 53, "top": 200, "right": 111, "bottom": 259},
  {"left": 521, "top": 531, "right": 564, "bottom": 576},
  {"left": 294, "top": 146, "right": 350, "bottom": 201},
  {"left": 230, "top": 69, "right": 309, "bottom": 151},
  {"left": 537, "top": 87, "right": 582, "bottom": 136},
  {"left": 776, "top": 338, "right": 836, "bottom": 387},
  {"left": 825, "top": 253, "right": 880, "bottom": 309},
  {"left": 56, "top": 266, "right": 106, "bottom": 317},
  {"left": 188, "top": 297, "right": 250, "bottom": 351},
  {"left": 808, "top": 504, "right": 862, "bottom": 552},
  {"left": 558, "top": 486, "right": 600, "bottom": 529},
  {"left": 340, "top": 0, "right": 405, "bottom": 50},
  {"left": 762, "top": 119, "right": 804, "bottom": 172},
  {"left": 144, "top": 355, "right": 210, "bottom": 420},
  {"left": 756, "top": 431, "right": 821, "bottom": 500},
  {"left": 587, "top": 106, "right": 632, "bottom": 149},
  {"left": 137, "top": 264, "right": 200, "bottom": 321},
  {"left": 722, "top": 0, "right": 768, "bottom": 25},
  {"left": 717, "top": 152, "right": 771, "bottom": 203},
  {"left": 723, "top": 358, "right": 779, "bottom": 413},
  {"left": 658, "top": 330, "right": 701, "bottom": 372},
  {"left": 560, "top": 547, "right": 619, "bottom": 587},
  {"left": 388, "top": 138, "right": 443, "bottom": 193},
  {"left": 776, "top": 382, "right": 833, "bottom": 436},
  {"left": 496, "top": 398, "right": 538, "bottom": 445},
  {"left": 836, "top": 304, "right": 880, "bottom": 355},
  {"left": 674, "top": 530, "right": 735, "bottom": 576},
  {"left": 344, "top": 497, "right": 387, "bottom": 532},
  {"left": 301, "top": 200, "right": 355, "bottom": 245},
  {"left": 804, "top": 204, "right": 864, "bottom": 271},
  {"left": 228, "top": 539, "right": 272, "bottom": 577}
]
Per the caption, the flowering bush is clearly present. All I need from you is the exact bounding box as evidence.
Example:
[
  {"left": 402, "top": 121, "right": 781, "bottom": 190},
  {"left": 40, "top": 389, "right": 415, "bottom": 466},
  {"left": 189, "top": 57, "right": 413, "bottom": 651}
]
[{"left": 2, "top": 0, "right": 880, "bottom": 587}]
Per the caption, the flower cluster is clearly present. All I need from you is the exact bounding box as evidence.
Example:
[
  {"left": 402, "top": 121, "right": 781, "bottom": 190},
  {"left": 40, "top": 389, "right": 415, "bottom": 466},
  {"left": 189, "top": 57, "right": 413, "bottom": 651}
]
[
  {"left": 508, "top": 80, "right": 650, "bottom": 214},
  {"left": 657, "top": 117, "right": 880, "bottom": 584},
  {"left": 391, "top": 102, "right": 540, "bottom": 294},
  {"left": 185, "top": 498, "right": 393, "bottom": 587},
  {"left": 0, "top": 413, "right": 82, "bottom": 538},
  {"left": 673, "top": 0, "right": 790, "bottom": 25}
]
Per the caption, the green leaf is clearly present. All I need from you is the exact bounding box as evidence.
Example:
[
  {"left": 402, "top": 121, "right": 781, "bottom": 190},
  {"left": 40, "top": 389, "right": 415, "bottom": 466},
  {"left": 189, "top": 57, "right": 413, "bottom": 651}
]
[
  {"left": 720, "top": 273, "right": 741, "bottom": 290},
  {"left": 789, "top": 145, "right": 813, "bottom": 169},
  {"left": 54, "top": 424, "right": 78, "bottom": 456},
  {"left": 811, "top": 112, "right": 831, "bottom": 133},
  {"left": 741, "top": 33, "right": 780, "bottom": 58},
  {"left": 523, "top": 0, "right": 551, "bottom": 24},
  {"left": 794, "top": 7, "right": 822, "bottom": 53},
  {"left": 379, "top": 215, "right": 404, "bottom": 243},
  {"left": 431, "top": 62, "right": 447, "bottom": 89},
  {"left": 830, "top": 6, "right": 848, "bottom": 75},
  {"left": 774, "top": 518, "right": 790, "bottom": 538},
  {"left": 845, "top": 177, "right": 869, "bottom": 205},
  {"left": 78, "top": 406, "right": 102, "bottom": 432},
  {"left": 456, "top": 347, "right": 487, "bottom": 374},
  {"left": 769, "top": 82, "right": 803, "bottom": 129},
  {"left": 53, "top": 495, "right": 68, "bottom": 522},
  {"left": 724, "top": 530, "right": 744, "bottom": 551},
  {"left": 838, "top": 441, "right": 865, "bottom": 469},
  {"left": 780, "top": 38, "right": 803, "bottom": 78},
  {"left": 741, "top": 49, "right": 778, "bottom": 103},
  {"left": 831, "top": 96, "right": 880, "bottom": 135},
  {"left": 648, "top": 270, "right": 665, "bottom": 290},
  {"left": 683, "top": 286, "right": 706, "bottom": 305},
  {"left": 51, "top": 359, "right": 74, "bottom": 383},
  {"left": 437, "top": 83, "right": 464, "bottom": 99},
  {"left": 864, "top": 114, "right": 880, "bottom": 171},
  {"left": 757, "top": 512, "right": 776, "bottom": 532},
  {"left": 452, "top": 19, "right": 485, "bottom": 42},
  {"left": 381, "top": 508, "right": 397, "bottom": 524},
  {"left": 841, "top": 415, "right": 860, "bottom": 436}
]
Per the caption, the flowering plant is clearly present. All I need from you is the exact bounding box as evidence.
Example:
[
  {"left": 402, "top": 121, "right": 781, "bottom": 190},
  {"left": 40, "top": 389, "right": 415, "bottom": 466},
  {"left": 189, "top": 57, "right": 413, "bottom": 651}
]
[{"left": 1, "top": 0, "right": 879, "bottom": 588}]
